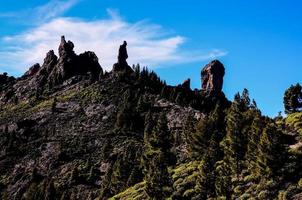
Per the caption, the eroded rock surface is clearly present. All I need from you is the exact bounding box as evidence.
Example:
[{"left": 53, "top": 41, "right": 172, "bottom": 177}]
[{"left": 201, "top": 60, "right": 225, "bottom": 94}]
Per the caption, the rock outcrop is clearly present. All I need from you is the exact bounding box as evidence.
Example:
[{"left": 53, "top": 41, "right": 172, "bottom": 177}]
[
  {"left": 47, "top": 36, "right": 77, "bottom": 86},
  {"left": 0, "top": 38, "right": 233, "bottom": 200},
  {"left": 181, "top": 78, "right": 191, "bottom": 90},
  {"left": 0, "top": 36, "right": 103, "bottom": 103},
  {"left": 47, "top": 36, "right": 102, "bottom": 86},
  {"left": 0, "top": 72, "right": 15, "bottom": 86},
  {"left": 113, "top": 41, "right": 133, "bottom": 72},
  {"left": 23, "top": 63, "right": 40, "bottom": 78},
  {"left": 201, "top": 60, "right": 225, "bottom": 94},
  {"left": 36, "top": 50, "right": 58, "bottom": 87}
]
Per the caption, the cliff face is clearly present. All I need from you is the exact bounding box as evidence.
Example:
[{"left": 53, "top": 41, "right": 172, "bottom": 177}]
[
  {"left": 0, "top": 38, "right": 225, "bottom": 199},
  {"left": 201, "top": 59, "right": 225, "bottom": 94}
]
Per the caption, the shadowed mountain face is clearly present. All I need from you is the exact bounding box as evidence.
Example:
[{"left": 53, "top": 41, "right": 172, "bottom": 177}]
[{"left": 0, "top": 37, "right": 301, "bottom": 200}]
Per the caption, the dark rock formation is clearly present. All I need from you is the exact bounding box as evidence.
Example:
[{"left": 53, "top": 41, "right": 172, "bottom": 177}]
[
  {"left": 0, "top": 36, "right": 103, "bottom": 104},
  {"left": 0, "top": 72, "right": 15, "bottom": 86},
  {"left": 42, "top": 50, "right": 58, "bottom": 74},
  {"left": 46, "top": 36, "right": 102, "bottom": 86},
  {"left": 201, "top": 60, "right": 225, "bottom": 94},
  {"left": 23, "top": 63, "right": 40, "bottom": 78},
  {"left": 36, "top": 50, "right": 58, "bottom": 87},
  {"left": 47, "top": 36, "right": 77, "bottom": 86},
  {"left": 58, "top": 36, "right": 75, "bottom": 57},
  {"left": 77, "top": 51, "right": 103, "bottom": 80},
  {"left": 181, "top": 78, "right": 191, "bottom": 90},
  {"left": 113, "top": 41, "right": 133, "bottom": 72},
  {"left": 118, "top": 41, "right": 128, "bottom": 65}
]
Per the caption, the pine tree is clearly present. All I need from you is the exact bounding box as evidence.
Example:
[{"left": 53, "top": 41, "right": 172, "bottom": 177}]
[
  {"left": 189, "top": 115, "right": 212, "bottom": 159},
  {"left": 284, "top": 83, "right": 302, "bottom": 114},
  {"left": 222, "top": 97, "right": 246, "bottom": 180},
  {"left": 189, "top": 103, "right": 225, "bottom": 159},
  {"left": 115, "top": 89, "right": 141, "bottom": 131},
  {"left": 143, "top": 112, "right": 173, "bottom": 199},
  {"left": 256, "top": 123, "right": 282, "bottom": 177},
  {"left": 214, "top": 160, "right": 232, "bottom": 200},
  {"left": 189, "top": 104, "right": 225, "bottom": 198},
  {"left": 241, "top": 88, "right": 251, "bottom": 108},
  {"left": 196, "top": 159, "right": 213, "bottom": 199},
  {"left": 245, "top": 111, "right": 264, "bottom": 177},
  {"left": 196, "top": 135, "right": 222, "bottom": 199}
]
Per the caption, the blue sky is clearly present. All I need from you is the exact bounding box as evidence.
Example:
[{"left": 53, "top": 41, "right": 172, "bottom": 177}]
[{"left": 0, "top": 0, "right": 301, "bottom": 117}]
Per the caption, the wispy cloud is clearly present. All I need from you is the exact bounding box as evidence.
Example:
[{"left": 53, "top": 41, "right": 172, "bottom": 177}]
[
  {"left": 0, "top": 0, "right": 79, "bottom": 25},
  {"left": 34, "top": 0, "right": 79, "bottom": 23},
  {"left": 0, "top": 3, "right": 227, "bottom": 75}
]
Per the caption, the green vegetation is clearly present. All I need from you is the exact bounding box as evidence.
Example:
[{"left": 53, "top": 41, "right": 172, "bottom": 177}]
[
  {"left": 109, "top": 182, "right": 148, "bottom": 200},
  {"left": 1, "top": 65, "right": 302, "bottom": 199},
  {"left": 143, "top": 112, "right": 174, "bottom": 199},
  {"left": 284, "top": 83, "right": 302, "bottom": 114},
  {"left": 112, "top": 88, "right": 302, "bottom": 200},
  {"left": 285, "top": 112, "right": 302, "bottom": 136}
]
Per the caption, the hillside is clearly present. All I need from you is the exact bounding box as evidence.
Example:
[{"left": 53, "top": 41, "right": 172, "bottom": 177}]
[{"left": 0, "top": 37, "right": 302, "bottom": 200}]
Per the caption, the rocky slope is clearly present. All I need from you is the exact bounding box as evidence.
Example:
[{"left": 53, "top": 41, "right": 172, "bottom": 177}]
[
  {"left": 0, "top": 37, "right": 228, "bottom": 200},
  {"left": 1, "top": 36, "right": 301, "bottom": 200}
]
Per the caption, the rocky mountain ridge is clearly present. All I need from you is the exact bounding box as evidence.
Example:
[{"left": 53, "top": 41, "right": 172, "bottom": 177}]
[
  {"left": 0, "top": 36, "right": 228, "bottom": 200},
  {"left": 2, "top": 37, "right": 301, "bottom": 200}
]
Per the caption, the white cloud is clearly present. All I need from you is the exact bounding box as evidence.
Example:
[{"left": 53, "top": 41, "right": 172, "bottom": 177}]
[
  {"left": 0, "top": 5, "right": 227, "bottom": 75},
  {"left": 35, "top": 0, "right": 79, "bottom": 23},
  {"left": 0, "top": 0, "right": 79, "bottom": 24}
]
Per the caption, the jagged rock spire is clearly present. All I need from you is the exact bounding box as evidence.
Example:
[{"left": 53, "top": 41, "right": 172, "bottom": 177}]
[
  {"left": 113, "top": 41, "right": 133, "bottom": 72},
  {"left": 58, "top": 35, "right": 75, "bottom": 57},
  {"left": 42, "top": 50, "right": 58, "bottom": 74},
  {"left": 201, "top": 60, "right": 225, "bottom": 94},
  {"left": 118, "top": 41, "right": 128, "bottom": 65},
  {"left": 45, "top": 36, "right": 102, "bottom": 86}
]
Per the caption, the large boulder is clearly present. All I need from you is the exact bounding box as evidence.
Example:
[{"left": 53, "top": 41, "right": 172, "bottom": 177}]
[{"left": 201, "top": 60, "right": 225, "bottom": 94}]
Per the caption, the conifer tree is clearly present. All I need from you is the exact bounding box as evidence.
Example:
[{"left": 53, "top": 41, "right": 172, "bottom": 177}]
[
  {"left": 256, "top": 123, "right": 282, "bottom": 177},
  {"left": 115, "top": 89, "right": 141, "bottom": 131},
  {"left": 222, "top": 97, "right": 246, "bottom": 180},
  {"left": 143, "top": 112, "right": 173, "bottom": 199},
  {"left": 245, "top": 111, "right": 264, "bottom": 176},
  {"left": 190, "top": 104, "right": 225, "bottom": 198},
  {"left": 214, "top": 160, "right": 232, "bottom": 200},
  {"left": 189, "top": 103, "right": 225, "bottom": 159},
  {"left": 196, "top": 135, "right": 222, "bottom": 199},
  {"left": 284, "top": 83, "right": 302, "bottom": 114},
  {"left": 189, "top": 115, "right": 211, "bottom": 158}
]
